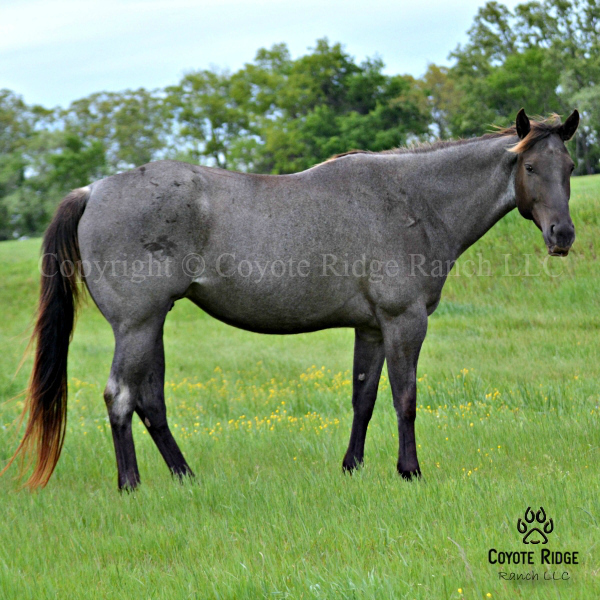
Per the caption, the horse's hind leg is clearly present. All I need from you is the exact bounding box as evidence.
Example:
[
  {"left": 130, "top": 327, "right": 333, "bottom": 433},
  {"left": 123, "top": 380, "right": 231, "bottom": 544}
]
[
  {"left": 134, "top": 332, "right": 193, "bottom": 481},
  {"left": 342, "top": 329, "right": 386, "bottom": 472},
  {"left": 104, "top": 325, "right": 148, "bottom": 490},
  {"left": 104, "top": 315, "right": 192, "bottom": 490}
]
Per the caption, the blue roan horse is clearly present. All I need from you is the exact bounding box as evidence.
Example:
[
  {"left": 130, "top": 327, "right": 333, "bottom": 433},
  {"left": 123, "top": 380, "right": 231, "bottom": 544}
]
[{"left": 5, "top": 109, "right": 579, "bottom": 490}]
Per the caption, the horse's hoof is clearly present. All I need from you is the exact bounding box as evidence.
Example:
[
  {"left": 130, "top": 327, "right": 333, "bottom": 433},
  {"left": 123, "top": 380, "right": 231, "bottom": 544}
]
[
  {"left": 118, "top": 480, "right": 140, "bottom": 493},
  {"left": 342, "top": 455, "right": 363, "bottom": 474},
  {"left": 171, "top": 465, "right": 195, "bottom": 482},
  {"left": 398, "top": 467, "right": 422, "bottom": 481}
]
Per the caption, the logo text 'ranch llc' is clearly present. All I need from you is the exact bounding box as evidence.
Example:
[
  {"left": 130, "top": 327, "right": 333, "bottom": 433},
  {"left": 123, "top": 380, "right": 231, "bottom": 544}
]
[{"left": 487, "top": 507, "right": 579, "bottom": 581}]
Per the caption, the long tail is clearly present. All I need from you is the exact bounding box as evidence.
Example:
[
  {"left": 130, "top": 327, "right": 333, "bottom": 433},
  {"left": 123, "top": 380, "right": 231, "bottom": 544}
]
[{"left": 2, "top": 187, "right": 90, "bottom": 488}]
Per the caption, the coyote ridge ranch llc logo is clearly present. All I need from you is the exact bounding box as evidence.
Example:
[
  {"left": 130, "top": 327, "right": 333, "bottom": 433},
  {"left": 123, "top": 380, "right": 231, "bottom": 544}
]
[
  {"left": 487, "top": 507, "right": 580, "bottom": 582},
  {"left": 518, "top": 506, "right": 554, "bottom": 544}
]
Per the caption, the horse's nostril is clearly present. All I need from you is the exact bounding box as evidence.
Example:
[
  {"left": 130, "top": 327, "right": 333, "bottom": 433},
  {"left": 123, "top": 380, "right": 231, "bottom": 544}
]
[{"left": 550, "top": 224, "right": 556, "bottom": 236}]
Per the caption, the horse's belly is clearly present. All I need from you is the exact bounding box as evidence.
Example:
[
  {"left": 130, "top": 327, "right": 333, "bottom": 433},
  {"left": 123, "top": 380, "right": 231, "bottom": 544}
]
[{"left": 184, "top": 276, "right": 376, "bottom": 334}]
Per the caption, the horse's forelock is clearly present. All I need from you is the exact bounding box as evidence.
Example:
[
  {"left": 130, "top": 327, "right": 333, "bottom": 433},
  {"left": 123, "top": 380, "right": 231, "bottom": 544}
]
[{"left": 503, "top": 114, "right": 564, "bottom": 154}]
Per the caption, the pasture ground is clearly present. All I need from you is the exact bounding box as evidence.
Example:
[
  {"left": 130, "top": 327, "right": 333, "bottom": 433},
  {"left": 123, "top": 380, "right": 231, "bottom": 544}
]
[{"left": 0, "top": 175, "right": 599, "bottom": 599}]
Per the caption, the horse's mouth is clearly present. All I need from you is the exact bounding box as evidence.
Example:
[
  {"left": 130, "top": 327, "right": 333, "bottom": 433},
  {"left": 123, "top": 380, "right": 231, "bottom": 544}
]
[{"left": 548, "top": 246, "right": 570, "bottom": 257}]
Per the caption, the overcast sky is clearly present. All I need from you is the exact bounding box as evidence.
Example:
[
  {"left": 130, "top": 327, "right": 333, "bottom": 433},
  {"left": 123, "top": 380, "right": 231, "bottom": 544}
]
[{"left": 1, "top": 0, "right": 522, "bottom": 108}]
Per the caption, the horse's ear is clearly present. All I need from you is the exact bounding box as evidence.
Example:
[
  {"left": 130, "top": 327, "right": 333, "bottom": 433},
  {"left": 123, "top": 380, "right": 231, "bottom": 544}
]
[
  {"left": 516, "top": 108, "right": 530, "bottom": 139},
  {"left": 560, "top": 110, "right": 579, "bottom": 141}
]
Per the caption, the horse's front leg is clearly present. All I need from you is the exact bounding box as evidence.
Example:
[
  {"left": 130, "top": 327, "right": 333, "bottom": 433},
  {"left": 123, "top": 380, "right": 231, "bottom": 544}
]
[
  {"left": 380, "top": 306, "right": 428, "bottom": 480},
  {"left": 342, "top": 328, "right": 386, "bottom": 472}
]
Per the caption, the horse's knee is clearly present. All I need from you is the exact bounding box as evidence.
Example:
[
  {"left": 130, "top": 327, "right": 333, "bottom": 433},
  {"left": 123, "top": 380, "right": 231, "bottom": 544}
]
[
  {"left": 394, "top": 390, "right": 417, "bottom": 423},
  {"left": 400, "top": 405, "right": 416, "bottom": 422}
]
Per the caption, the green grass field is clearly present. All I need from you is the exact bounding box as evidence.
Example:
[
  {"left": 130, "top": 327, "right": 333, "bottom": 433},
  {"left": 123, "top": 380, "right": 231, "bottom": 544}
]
[{"left": 0, "top": 176, "right": 599, "bottom": 599}]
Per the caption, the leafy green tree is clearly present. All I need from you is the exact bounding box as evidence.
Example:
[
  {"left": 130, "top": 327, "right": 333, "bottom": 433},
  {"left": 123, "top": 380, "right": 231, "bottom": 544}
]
[
  {"left": 166, "top": 70, "right": 251, "bottom": 169},
  {"left": 168, "top": 39, "right": 430, "bottom": 173},
  {"left": 61, "top": 88, "right": 169, "bottom": 172},
  {"left": 0, "top": 90, "right": 55, "bottom": 238},
  {"left": 417, "top": 65, "right": 463, "bottom": 140},
  {"left": 0, "top": 90, "right": 31, "bottom": 238},
  {"left": 242, "top": 40, "right": 430, "bottom": 172},
  {"left": 48, "top": 134, "right": 106, "bottom": 190},
  {"left": 446, "top": 0, "right": 600, "bottom": 173}
]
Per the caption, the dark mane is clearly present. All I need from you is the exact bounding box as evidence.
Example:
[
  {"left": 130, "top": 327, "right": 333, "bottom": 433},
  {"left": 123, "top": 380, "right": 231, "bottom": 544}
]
[{"left": 325, "top": 114, "right": 565, "bottom": 163}]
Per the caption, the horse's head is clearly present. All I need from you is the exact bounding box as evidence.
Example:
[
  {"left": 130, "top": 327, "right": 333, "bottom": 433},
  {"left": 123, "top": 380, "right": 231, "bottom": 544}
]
[{"left": 512, "top": 109, "right": 579, "bottom": 256}]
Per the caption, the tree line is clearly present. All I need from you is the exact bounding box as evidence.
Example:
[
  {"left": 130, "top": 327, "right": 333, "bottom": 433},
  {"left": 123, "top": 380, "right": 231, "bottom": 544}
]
[{"left": 1, "top": 0, "right": 598, "bottom": 239}]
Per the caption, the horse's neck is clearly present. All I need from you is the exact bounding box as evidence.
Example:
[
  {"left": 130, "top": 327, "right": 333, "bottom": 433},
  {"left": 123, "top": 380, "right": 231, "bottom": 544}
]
[
  {"left": 447, "top": 145, "right": 517, "bottom": 259},
  {"left": 403, "top": 137, "right": 518, "bottom": 260}
]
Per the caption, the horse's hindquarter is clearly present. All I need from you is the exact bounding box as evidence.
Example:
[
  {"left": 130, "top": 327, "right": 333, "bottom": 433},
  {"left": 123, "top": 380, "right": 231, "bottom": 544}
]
[{"left": 79, "top": 161, "right": 212, "bottom": 324}]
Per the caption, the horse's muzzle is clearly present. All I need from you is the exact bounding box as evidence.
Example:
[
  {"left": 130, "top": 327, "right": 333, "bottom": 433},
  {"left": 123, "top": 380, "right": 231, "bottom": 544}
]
[{"left": 546, "top": 221, "right": 575, "bottom": 257}]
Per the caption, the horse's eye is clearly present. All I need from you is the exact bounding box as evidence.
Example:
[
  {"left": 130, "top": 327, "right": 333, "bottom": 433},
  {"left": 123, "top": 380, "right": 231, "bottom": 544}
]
[{"left": 525, "top": 164, "right": 534, "bottom": 173}]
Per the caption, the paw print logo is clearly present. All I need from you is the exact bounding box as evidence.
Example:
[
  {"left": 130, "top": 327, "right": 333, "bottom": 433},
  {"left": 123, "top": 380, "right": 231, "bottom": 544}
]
[{"left": 517, "top": 506, "right": 554, "bottom": 544}]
